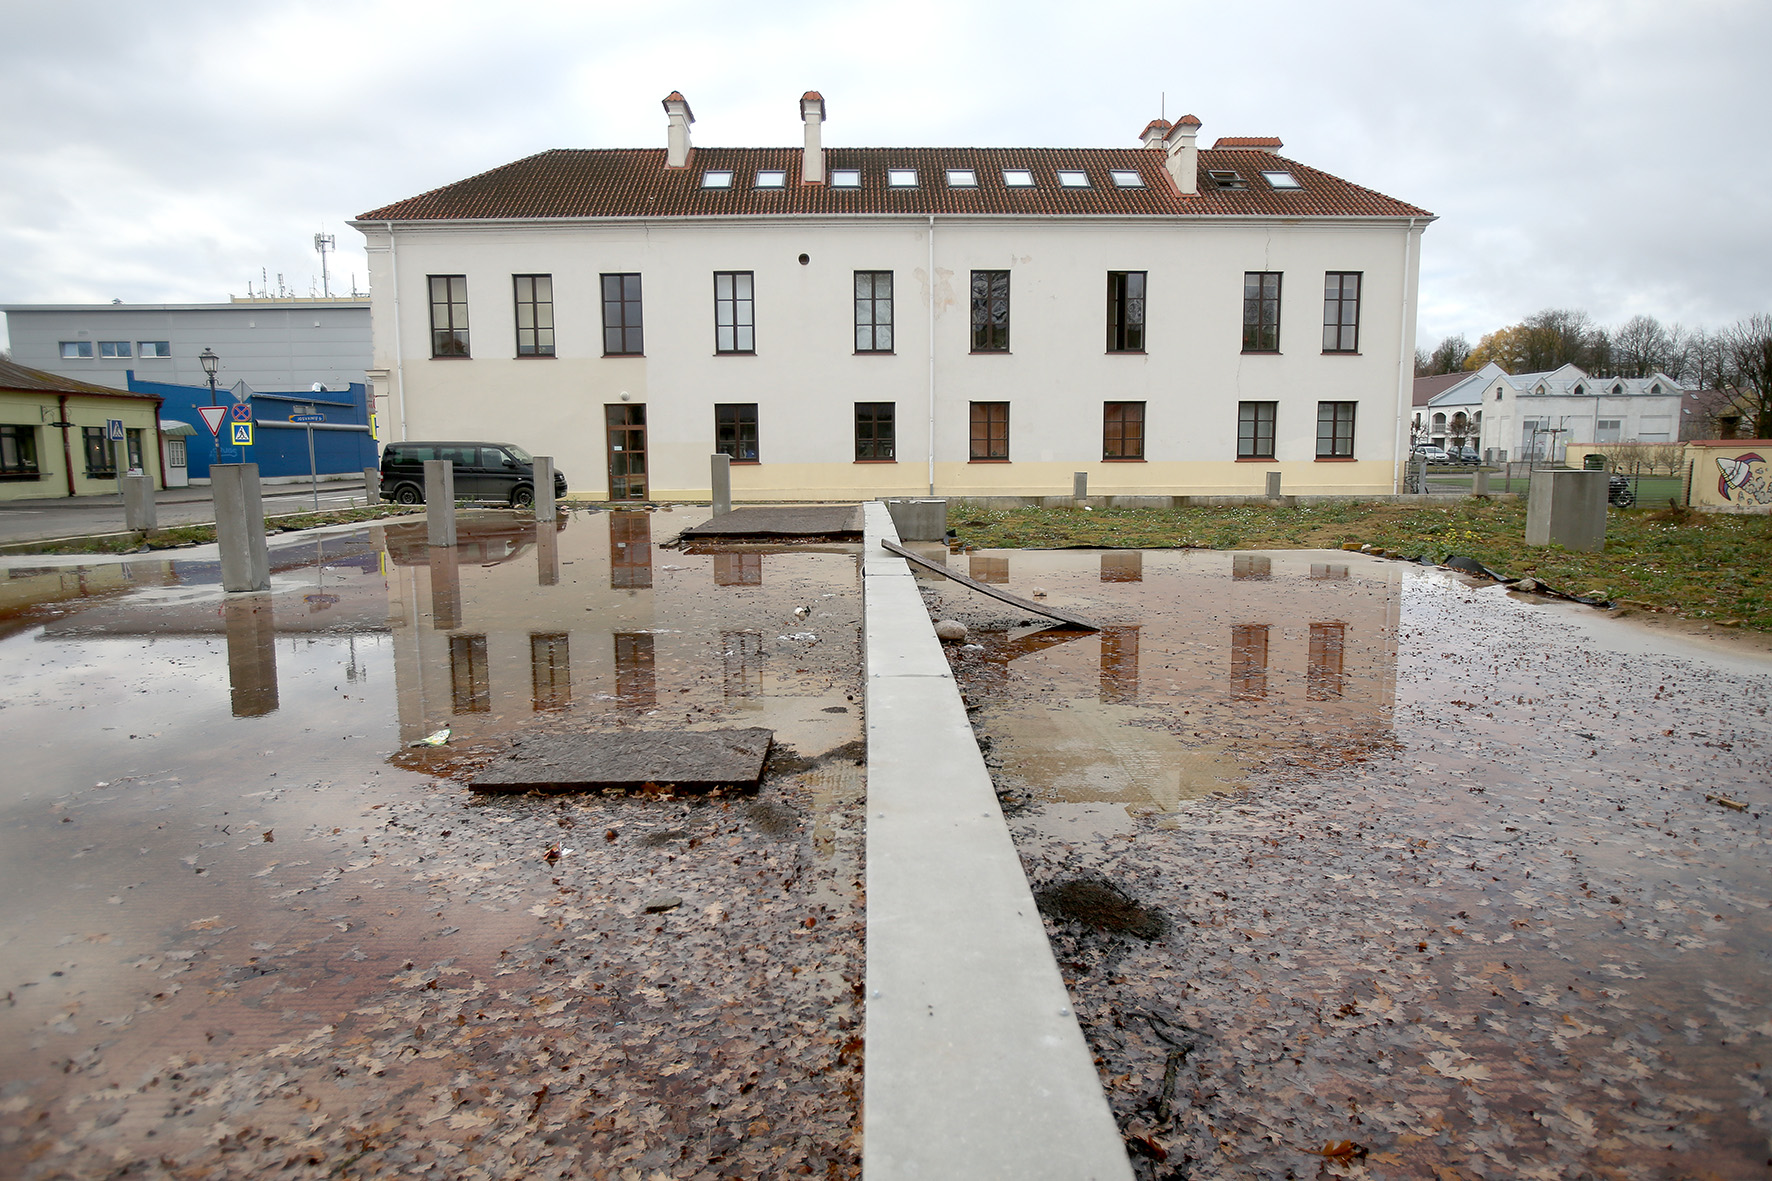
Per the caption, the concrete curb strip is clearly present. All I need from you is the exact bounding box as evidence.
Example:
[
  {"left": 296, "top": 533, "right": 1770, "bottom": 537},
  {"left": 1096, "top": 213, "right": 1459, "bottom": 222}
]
[{"left": 861, "top": 501, "right": 1132, "bottom": 1179}]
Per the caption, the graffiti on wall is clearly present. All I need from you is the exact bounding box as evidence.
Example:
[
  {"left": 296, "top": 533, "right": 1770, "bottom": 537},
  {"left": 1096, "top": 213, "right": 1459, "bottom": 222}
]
[{"left": 1716, "top": 453, "right": 1772, "bottom": 505}]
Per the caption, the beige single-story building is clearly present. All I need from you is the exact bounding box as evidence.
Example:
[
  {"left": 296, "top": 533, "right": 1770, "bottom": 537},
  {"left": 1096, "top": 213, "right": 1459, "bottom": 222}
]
[{"left": 0, "top": 356, "right": 166, "bottom": 500}]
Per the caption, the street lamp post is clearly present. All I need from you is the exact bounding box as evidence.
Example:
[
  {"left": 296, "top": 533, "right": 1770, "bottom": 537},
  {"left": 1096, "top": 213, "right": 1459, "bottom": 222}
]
[{"left": 199, "top": 347, "right": 220, "bottom": 407}]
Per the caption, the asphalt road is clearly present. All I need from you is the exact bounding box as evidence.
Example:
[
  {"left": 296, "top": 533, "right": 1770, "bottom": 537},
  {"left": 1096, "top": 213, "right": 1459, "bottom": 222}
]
[{"left": 0, "top": 477, "right": 381, "bottom": 545}]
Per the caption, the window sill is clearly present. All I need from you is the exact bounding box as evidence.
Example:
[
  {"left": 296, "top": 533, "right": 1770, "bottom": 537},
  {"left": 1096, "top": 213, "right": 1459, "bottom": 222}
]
[
  {"left": 1106, "top": 349, "right": 1147, "bottom": 356},
  {"left": 1240, "top": 349, "right": 1282, "bottom": 356},
  {"left": 1321, "top": 350, "right": 1361, "bottom": 356},
  {"left": 1314, "top": 456, "right": 1357, "bottom": 462},
  {"left": 1101, "top": 457, "right": 1146, "bottom": 463},
  {"left": 603, "top": 353, "right": 645, "bottom": 359},
  {"left": 515, "top": 353, "right": 556, "bottom": 359},
  {"left": 1234, "top": 456, "right": 1277, "bottom": 462},
  {"left": 968, "top": 457, "right": 1011, "bottom": 464},
  {"left": 853, "top": 458, "right": 898, "bottom": 464},
  {"left": 854, "top": 351, "right": 896, "bottom": 357},
  {"left": 714, "top": 351, "right": 758, "bottom": 357},
  {"left": 969, "top": 349, "right": 1012, "bottom": 356},
  {"left": 726, "top": 459, "right": 761, "bottom": 466},
  {"left": 430, "top": 354, "right": 472, "bottom": 360},
  {"left": 0, "top": 471, "right": 42, "bottom": 482}
]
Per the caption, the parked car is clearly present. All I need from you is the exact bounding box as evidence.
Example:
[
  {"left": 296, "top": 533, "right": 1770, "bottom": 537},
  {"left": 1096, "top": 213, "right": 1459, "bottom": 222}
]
[
  {"left": 1452, "top": 446, "right": 1482, "bottom": 464},
  {"left": 1410, "top": 444, "right": 1453, "bottom": 465},
  {"left": 379, "top": 441, "right": 568, "bottom": 507}
]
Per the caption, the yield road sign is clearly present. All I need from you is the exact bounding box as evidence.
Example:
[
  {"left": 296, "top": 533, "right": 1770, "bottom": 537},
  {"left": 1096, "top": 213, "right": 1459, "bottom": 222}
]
[
  {"left": 231, "top": 422, "right": 253, "bottom": 446},
  {"left": 198, "top": 406, "right": 227, "bottom": 436},
  {"left": 229, "top": 403, "right": 253, "bottom": 423}
]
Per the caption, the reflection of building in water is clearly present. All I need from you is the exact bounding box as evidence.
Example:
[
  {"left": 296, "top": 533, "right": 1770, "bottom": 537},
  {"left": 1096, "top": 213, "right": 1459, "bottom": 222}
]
[
  {"left": 223, "top": 595, "right": 279, "bottom": 716},
  {"left": 1100, "top": 552, "right": 1142, "bottom": 583},
  {"left": 610, "top": 511, "right": 652, "bottom": 589},
  {"left": 1229, "top": 623, "right": 1270, "bottom": 699},
  {"left": 713, "top": 552, "right": 762, "bottom": 586},
  {"left": 1307, "top": 622, "right": 1346, "bottom": 700},
  {"left": 1310, "top": 563, "right": 1349, "bottom": 581},
  {"left": 969, "top": 555, "right": 1009, "bottom": 584},
  {"left": 381, "top": 515, "right": 859, "bottom": 746},
  {"left": 1099, "top": 625, "right": 1139, "bottom": 702},
  {"left": 531, "top": 633, "right": 570, "bottom": 710},
  {"left": 1232, "top": 554, "right": 1271, "bottom": 581}
]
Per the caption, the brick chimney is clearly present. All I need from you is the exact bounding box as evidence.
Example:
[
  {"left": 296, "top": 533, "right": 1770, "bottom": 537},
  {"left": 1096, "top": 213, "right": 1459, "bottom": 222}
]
[
  {"left": 1139, "top": 119, "right": 1171, "bottom": 149},
  {"left": 1163, "top": 115, "right": 1201, "bottom": 194},
  {"left": 662, "top": 91, "right": 694, "bottom": 168},
  {"left": 800, "top": 92, "right": 825, "bottom": 184}
]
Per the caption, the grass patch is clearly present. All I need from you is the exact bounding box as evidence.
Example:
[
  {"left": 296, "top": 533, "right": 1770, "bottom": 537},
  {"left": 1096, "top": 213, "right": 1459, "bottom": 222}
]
[
  {"left": 947, "top": 499, "right": 1772, "bottom": 632},
  {"left": 6, "top": 504, "right": 424, "bottom": 556}
]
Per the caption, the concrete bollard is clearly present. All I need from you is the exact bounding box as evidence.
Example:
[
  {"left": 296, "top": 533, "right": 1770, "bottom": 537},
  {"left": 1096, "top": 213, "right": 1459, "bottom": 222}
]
[
  {"left": 1526, "top": 468, "right": 1607, "bottom": 552},
  {"left": 213, "top": 463, "right": 270, "bottom": 593},
  {"left": 429, "top": 545, "right": 463, "bottom": 630},
  {"left": 710, "top": 453, "right": 732, "bottom": 516},
  {"left": 123, "top": 473, "right": 157, "bottom": 531},
  {"left": 425, "top": 460, "right": 456, "bottom": 547},
  {"left": 1265, "top": 471, "right": 1282, "bottom": 500},
  {"left": 533, "top": 455, "right": 556, "bottom": 521},
  {"left": 882, "top": 498, "right": 948, "bottom": 542},
  {"left": 364, "top": 466, "right": 381, "bottom": 505},
  {"left": 1073, "top": 472, "right": 1088, "bottom": 502},
  {"left": 1474, "top": 468, "right": 1490, "bottom": 496}
]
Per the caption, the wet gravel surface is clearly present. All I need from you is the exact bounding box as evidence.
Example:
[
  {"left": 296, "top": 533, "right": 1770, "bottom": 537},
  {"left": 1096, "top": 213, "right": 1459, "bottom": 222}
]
[
  {"left": 941, "top": 553, "right": 1772, "bottom": 1180},
  {"left": 0, "top": 517, "right": 866, "bottom": 1180}
]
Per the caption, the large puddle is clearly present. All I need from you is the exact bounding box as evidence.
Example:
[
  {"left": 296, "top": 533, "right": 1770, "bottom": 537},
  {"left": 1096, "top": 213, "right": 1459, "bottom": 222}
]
[
  {"left": 929, "top": 548, "right": 1772, "bottom": 1178},
  {"left": 0, "top": 508, "right": 866, "bottom": 1179}
]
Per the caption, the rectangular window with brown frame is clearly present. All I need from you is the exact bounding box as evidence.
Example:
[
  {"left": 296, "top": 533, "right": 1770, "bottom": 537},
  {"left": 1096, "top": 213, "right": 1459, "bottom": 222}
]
[
  {"left": 855, "top": 402, "right": 895, "bottom": 461},
  {"left": 1229, "top": 623, "right": 1269, "bottom": 700},
  {"left": 0, "top": 425, "right": 40, "bottom": 480},
  {"left": 448, "top": 634, "right": 490, "bottom": 713},
  {"left": 1316, "top": 401, "right": 1357, "bottom": 458},
  {"left": 1107, "top": 271, "right": 1146, "bottom": 352},
  {"left": 601, "top": 273, "right": 644, "bottom": 356},
  {"left": 530, "top": 633, "right": 571, "bottom": 711},
  {"left": 1242, "top": 271, "right": 1281, "bottom": 352},
  {"left": 1307, "top": 622, "right": 1346, "bottom": 700},
  {"left": 715, "top": 403, "right": 759, "bottom": 462},
  {"left": 81, "top": 426, "right": 114, "bottom": 478},
  {"left": 714, "top": 271, "right": 754, "bottom": 353},
  {"left": 969, "top": 401, "right": 1009, "bottom": 461},
  {"left": 1237, "top": 401, "right": 1277, "bottom": 459},
  {"left": 513, "top": 274, "right": 554, "bottom": 356},
  {"left": 1322, "top": 272, "right": 1361, "bottom": 353},
  {"left": 970, "top": 270, "right": 1010, "bottom": 352},
  {"left": 854, "top": 271, "right": 893, "bottom": 352},
  {"left": 429, "top": 274, "right": 469, "bottom": 357},
  {"left": 1103, "top": 401, "right": 1145, "bottom": 460}
]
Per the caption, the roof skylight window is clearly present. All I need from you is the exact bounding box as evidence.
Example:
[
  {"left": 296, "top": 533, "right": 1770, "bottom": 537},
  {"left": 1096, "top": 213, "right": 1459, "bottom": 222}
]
[
  {"left": 1208, "top": 170, "right": 1248, "bottom": 190},
  {"left": 831, "top": 168, "right": 861, "bottom": 187},
  {"left": 1057, "top": 170, "right": 1090, "bottom": 188},
  {"left": 887, "top": 168, "right": 918, "bottom": 187},
  {"left": 1109, "top": 170, "right": 1144, "bottom": 187},
  {"left": 1002, "top": 168, "right": 1035, "bottom": 187},
  {"left": 701, "top": 170, "right": 733, "bottom": 189},
  {"left": 1260, "top": 170, "right": 1301, "bottom": 189},
  {"left": 946, "top": 168, "right": 977, "bottom": 187},
  {"left": 755, "top": 170, "right": 786, "bottom": 188}
]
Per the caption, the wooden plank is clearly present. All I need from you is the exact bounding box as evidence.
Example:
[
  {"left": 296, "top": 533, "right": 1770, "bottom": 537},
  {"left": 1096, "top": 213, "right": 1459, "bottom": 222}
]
[{"left": 881, "top": 539, "right": 1100, "bottom": 631}]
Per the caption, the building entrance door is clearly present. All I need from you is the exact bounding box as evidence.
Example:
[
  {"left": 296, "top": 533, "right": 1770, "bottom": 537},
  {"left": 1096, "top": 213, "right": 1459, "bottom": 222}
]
[{"left": 606, "top": 404, "right": 647, "bottom": 500}]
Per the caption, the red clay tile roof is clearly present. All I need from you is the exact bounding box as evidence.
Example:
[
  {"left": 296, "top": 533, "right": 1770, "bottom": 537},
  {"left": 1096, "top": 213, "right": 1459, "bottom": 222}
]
[
  {"left": 0, "top": 356, "right": 159, "bottom": 399},
  {"left": 1174, "top": 114, "right": 1202, "bottom": 127},
  {"left": 1214, "top": 137, "right": 1283, "bottom": 149},
  {"left": 802, "top": 90, "right": 823, "bottom": 101},
  {"left": 356, "top": 147, "right": 1431, "bottom": 221}
]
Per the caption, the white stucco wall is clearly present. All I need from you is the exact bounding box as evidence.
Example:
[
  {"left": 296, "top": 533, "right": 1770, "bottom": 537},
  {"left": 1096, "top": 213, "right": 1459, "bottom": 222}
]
[{"left": 358, "top": 214, "right": 1424, "bottom": 500}]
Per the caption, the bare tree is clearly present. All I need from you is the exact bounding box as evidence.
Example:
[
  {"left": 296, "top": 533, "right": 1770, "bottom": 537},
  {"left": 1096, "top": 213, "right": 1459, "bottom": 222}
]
[
  {"left": 1609, "top": 315, "right": 1672, "bottom": 378},
  {"left": 1427, "top": 334, "right": 1471, "bottom": 375},
  {"left": 1413, "top": 346, "right": 1432, "bottom": 377},
  {"left": 1720, "top": 314, "right": 1772, "bottom": 437},
  {"left": 1520, "top": 308, "right": 1604, "bottom": 372}
]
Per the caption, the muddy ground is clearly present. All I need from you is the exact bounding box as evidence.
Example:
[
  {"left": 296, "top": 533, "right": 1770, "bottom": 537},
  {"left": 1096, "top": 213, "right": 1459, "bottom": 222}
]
[{"left": 932, "top": 550, "right": 1772, "bottom": 1181}]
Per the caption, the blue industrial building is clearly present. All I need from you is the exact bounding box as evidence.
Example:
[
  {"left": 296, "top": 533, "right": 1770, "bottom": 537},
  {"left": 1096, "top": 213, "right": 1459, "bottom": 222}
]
[{"left": 129, "top": 372, "right": 377, "bottom": 481}]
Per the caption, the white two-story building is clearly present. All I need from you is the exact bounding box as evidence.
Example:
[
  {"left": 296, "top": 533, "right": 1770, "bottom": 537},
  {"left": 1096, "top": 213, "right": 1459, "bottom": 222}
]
[
  {"left": 1420, "top": 361, "right": 1684, "bottom": 463},
  {"left": 351, "top": 93, "right": 1432, "bottom": 503}
]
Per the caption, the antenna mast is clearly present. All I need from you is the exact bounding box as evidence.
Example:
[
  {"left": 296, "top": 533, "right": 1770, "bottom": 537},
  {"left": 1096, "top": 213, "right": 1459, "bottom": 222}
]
[{"left": 314, "top": 233, "right": 336, "bottom": 298}]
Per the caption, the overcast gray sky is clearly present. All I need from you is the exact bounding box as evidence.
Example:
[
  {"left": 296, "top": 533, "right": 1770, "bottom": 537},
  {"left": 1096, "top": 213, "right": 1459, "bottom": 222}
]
[{"left": 2, "top": 0, "right": 1765, "bottom": 356}]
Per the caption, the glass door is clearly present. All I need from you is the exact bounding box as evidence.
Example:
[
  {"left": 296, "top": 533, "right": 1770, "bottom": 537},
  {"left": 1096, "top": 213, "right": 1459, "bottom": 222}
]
[{"left": 606, "top": 404, "right": 647, "bottom": 500}]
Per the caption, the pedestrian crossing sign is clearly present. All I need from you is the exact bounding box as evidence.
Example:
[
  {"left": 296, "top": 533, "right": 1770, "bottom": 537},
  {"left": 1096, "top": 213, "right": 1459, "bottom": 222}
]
[{"left": 231, "top": 422, "right": 253, "bottom": 446}]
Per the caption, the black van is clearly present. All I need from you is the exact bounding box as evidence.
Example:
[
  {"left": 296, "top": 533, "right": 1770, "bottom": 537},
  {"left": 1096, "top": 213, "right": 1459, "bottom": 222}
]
[{"left": 379, "top": 442, "right": 567, "bottom": 507}]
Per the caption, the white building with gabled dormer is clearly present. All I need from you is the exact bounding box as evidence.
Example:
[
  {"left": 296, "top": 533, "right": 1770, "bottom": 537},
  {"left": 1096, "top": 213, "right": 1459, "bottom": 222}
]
[
  {"left": 351, "top": 92, "right": 1433, "bottom": 503},
  {"left": 1420, "top": 362, "right": 1684, "bottom": 463}
]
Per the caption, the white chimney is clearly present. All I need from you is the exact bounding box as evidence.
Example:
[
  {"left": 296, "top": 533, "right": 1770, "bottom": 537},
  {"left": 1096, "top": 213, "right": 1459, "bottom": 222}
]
[
  {"left": 800, "top": 91, "right": 825, "bottom": 184},
  {"left": 1139, "top": 118, "right": 1171, "bottom": 150},
  {"left": 662, "top": 91, "right": 695, "bottom": 168},
  {"left": 1163, "top": 115, "right": 1201, "bottom": 195}
]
